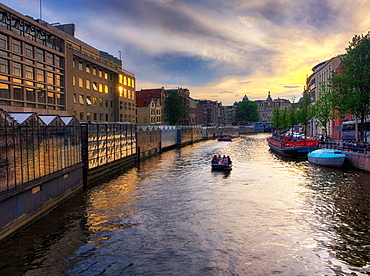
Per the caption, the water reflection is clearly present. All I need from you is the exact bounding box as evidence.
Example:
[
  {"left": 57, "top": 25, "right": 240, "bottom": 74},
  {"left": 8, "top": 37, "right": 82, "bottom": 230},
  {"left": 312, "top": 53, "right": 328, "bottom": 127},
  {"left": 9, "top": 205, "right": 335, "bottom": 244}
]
[{"left": 0, "top": 133, "right": 370, "bottom": 275}]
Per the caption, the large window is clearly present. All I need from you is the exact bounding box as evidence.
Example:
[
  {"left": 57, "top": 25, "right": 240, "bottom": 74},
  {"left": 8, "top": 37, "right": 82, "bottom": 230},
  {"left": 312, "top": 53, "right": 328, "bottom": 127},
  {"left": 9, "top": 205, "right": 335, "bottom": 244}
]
[
  {"left": 47, "top": 52, "right": 54, "bottom": 65},
  {"left": 12, "top": 39, "right": 22, "bottom": 54},
  {"left": 38, "top": 89, "right": 46, "bottom": 103},
  {"left": 36, "top": 48, "right": 44, "bottom": 62},
  {"left": 0, "top": 34, "right": 8, "bottom": 49},
  {"left": 0, "top": 58, "right": 8, "bottom": 74},
  {"left": 25, "top": 44, "right": 33, "bottom": 58},
  {"left": 25, "top": 65, "right": 34, "bottom": 79},
  {"left": 36, "top": 69, "right": 44, "bottom": 82},
  {"left": 13, "top": 62, "right": 22, "bottom": 77},
  {"left": 13, "top": 86, "right": 23, "bottom": 100},
  {"left": 0, "top": 83, "right": 10, "bottom": 98},
  {"left": 26, "top": 88, "right": 35, "bottom": 102}
]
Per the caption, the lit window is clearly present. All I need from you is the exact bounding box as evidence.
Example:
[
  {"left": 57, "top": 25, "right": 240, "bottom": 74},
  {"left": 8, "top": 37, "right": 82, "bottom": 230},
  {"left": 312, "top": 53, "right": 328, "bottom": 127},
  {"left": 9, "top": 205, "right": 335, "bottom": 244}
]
[
  {"left": 104, "top": 72, "right": 108, "bottom": 79},
  {"left": 86, "top": 96, "right": 92, "bottom": 105},
  {"left": 72, "top": 76, "right": 76, "bottom": 86},
  {"left": 79, "top": 94, "right": 84, "bottom": 104},
  {"left": 104, "top": 85, "right": 108, "bottom": 94},
  {"left": 99, "top": 83, "right": 103, "bottom": 92},
  {"left": 86, "top": 80, "right": 90, "bottom": 89},
  {"left": 119, "top": 74, "right": 123, "bottom": 84},
  {"left": 79, "top": 77, "right": 83, "bottom": 88},
  {"left": 92, "top": 82, "right": 98, "bottom": 91}
]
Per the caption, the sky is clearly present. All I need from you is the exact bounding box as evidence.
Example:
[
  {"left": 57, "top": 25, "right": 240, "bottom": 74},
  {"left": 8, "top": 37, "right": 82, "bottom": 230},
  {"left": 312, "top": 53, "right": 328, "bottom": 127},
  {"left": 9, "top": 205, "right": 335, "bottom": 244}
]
[{"left": 2, "top": 0, "right": 370, "bottom": 105}]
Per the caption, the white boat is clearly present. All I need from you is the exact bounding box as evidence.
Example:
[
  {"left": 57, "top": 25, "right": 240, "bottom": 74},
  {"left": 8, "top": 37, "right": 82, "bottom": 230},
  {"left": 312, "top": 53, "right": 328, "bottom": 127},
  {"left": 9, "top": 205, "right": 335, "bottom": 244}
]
[{"left": 307, "top": 149, "right": 346, "bottom": 167}]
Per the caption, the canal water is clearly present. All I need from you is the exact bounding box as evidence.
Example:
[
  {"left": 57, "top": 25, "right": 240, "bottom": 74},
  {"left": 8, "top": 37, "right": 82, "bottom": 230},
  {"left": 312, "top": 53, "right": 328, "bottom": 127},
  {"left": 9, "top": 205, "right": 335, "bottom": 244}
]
[{"left": 1, "top": 133, "right": 370, "bottom": 275}]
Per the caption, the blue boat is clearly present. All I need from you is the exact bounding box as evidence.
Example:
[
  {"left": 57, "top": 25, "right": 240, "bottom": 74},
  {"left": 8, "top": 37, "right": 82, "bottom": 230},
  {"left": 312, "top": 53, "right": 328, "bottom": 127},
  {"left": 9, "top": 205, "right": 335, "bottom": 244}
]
[{"left": 307, "top": 149, "right": 346, "bottom": 167}]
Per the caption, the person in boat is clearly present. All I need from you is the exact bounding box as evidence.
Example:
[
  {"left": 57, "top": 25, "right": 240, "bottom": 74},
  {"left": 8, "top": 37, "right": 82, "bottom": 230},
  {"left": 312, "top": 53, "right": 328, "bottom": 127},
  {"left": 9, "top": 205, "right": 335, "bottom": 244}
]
[
  {"left": 227, "top": 156, "right": 232, "bottom": 165},
  {"left": 222, "top": 155, "right": 229, "bottom": 165},
  {"left": 218, "top": 154, "right": 222, "bottom": 163},
  {"left": 212, "top": 155, "right": 219, "bottom": 164}
]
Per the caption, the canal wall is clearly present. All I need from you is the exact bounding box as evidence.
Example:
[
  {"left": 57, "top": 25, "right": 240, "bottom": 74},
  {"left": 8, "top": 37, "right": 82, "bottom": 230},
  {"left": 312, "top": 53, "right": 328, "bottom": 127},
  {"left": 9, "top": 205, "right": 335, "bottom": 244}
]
[
  {"left": 346, "top": 152, "right": 370, "bottom": 172},
  {"left": 0, "top": 108, "right": 251, "bottom": 241}
]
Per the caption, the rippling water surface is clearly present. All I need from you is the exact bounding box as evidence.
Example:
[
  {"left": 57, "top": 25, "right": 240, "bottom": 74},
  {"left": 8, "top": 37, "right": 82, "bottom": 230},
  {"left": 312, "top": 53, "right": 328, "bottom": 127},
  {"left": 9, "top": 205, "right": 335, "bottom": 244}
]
[{"left": 1, "top": 133, "right": 370, "bottom": 275}]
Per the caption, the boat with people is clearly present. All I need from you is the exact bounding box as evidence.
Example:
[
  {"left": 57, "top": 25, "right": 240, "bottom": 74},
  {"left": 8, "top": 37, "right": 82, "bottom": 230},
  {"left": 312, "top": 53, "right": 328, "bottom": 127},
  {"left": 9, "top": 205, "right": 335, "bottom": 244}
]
[
  {"left": 218, "top": 135, "right": 240, "bottom": 142},
  {"left": 267, "top": 134, "right": 319, "bottom": 158},
  {"left": 211, "top": 155, "right": 232, "bottom": 171},
  {"left": 307, "top": 149, "right": 346, "bottom": 167}
]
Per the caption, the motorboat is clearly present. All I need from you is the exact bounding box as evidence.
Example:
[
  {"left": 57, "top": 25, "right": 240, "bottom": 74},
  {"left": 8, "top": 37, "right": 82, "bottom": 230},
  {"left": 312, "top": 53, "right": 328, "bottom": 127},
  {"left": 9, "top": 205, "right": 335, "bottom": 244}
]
[
  {"left": 211, "top": 163, "right": 232, "bottom": 171},
  {"left": 307, "top": 149, "right": 346, "bottom": 167},
  {"left": 218, "top": 135, "right": 240, "bottom": 141}
]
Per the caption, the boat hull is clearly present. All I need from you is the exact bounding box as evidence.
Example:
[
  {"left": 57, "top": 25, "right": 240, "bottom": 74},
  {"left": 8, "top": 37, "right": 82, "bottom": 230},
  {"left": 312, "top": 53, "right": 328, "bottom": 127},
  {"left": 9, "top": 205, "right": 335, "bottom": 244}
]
[
  {"left": 211, "top": 164, "right": 232, "bottom": 171},
  {"left": 268, "top": 142, "right": 317, "bottom": 158},
  {"left": 307, "top": 149, "right": 346, "bottom": 167},
  {"left": 267, "top": 136, "right": 319, "bottom": 158},
  {"left": 218, "top": 136, "right": 240, "bottom": 142}
]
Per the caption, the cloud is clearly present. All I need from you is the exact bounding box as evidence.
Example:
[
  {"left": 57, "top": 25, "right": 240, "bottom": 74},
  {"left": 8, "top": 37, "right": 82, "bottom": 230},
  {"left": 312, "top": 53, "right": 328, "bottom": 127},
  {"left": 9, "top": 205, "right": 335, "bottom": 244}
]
[
  {"left": 283, "top": 86, "right": 301, "bottom": 89},
  {"left": 2, "top": 0, "right": 370, "bottom": 106}
]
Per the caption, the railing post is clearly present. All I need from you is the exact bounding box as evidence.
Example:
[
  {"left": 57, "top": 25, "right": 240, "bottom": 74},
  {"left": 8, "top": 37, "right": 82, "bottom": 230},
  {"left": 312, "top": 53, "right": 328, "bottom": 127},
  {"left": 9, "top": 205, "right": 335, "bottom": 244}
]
[{"left": 81, "top": 124, "right": 88, "bottom": 191}]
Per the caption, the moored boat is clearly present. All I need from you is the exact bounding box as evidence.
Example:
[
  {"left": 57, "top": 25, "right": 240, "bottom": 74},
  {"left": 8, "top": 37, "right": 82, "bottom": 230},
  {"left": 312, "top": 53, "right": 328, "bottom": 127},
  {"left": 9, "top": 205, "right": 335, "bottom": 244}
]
[
  {"left": 267, "top": 135, "right": 319, "bottom": 158},
  {"left": 218, "top": 135, "right": 240, "bottom": 141},
  {"left": 307, "top": 149, "right": 346, "bottom": 167}
]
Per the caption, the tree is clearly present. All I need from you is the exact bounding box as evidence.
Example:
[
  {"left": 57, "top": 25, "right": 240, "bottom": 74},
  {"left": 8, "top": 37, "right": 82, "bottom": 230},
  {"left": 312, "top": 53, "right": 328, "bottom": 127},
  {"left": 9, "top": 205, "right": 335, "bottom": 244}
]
[
  {"left": 271, "top": 107, "right": 282, "bottom": 132},
  {"left": 312, "top": 83, "right": 337, "bottom": 138},
  {"left": 236, "top": 100, "right": 259, "bottom": 123},
  {"left": 330, "top": 32, "right": 370, "bottom": 142},
  {"left": 163, "top": 90, "right": 187, "bottom": 125},
  {"left": 298, "top": 89, "right": 315, "bottom": 137},
  {"left": 287, "top": 97, "right": 299, "bottom": 134}
]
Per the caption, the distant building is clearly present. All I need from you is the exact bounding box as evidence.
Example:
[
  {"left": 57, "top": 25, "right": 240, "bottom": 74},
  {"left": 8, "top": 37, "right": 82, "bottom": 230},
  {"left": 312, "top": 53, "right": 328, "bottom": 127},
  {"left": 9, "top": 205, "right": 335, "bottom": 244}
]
[
  {"left": 220, "top": 102, "right": 238, "bottom": 126},
  {"left": 254, "top": 91, "right": 291, "bottom": 124},
  {"left": 195, "top": 99, "right": 220, "bottom": 126},
  {"left": 136, "top": 88, "right": 165, "bottom": 125},
  {"left": 0, "top": 3, "right": 135, "bottom": 123}
]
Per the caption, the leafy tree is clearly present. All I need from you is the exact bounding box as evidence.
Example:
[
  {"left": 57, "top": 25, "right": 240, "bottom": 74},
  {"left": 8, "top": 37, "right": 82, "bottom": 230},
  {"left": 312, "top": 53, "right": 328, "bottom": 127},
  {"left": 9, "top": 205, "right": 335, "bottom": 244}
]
[
  {"left": 236, "top": 100, "right": 259, "bottom": 123},
  {"left": 287, "top": 97, "right": 299, "bottom": 134},
  {"left": 298, "top": 89, "right": 314, "bottom": 137},
  {"left": 312, "top": 83, "right": 336, "bottom": 138},
  {"left": 163, "top": 90, "right": 187, "bottom": 125},
  {"left": 281, "top": 107, "right": 289, "bottom": 130},
  {"left": 330, "top": 32, "right": 370, "bottom": 142},
  {"left": 271, "top": 107, "right": 282, "bottom": 132}
]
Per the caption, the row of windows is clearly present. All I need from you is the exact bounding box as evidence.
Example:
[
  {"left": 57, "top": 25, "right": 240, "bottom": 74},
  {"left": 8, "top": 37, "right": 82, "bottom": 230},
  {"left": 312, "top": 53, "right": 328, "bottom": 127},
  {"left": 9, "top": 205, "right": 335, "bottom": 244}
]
[
  {"left": 74, "top": 59, "right": 135, "bottom": 88},
  {"left": 0, "top": 34, "right": 64, "bottom": 68},
  {"left": 77, "top": 112, "right": 134, "bottom": 122},
  {"left": 0, "top": 83, "right": 64, "bottom": 110},
  {"left": 73, "top": 59, "right": 111, "bottom": 80},
  {"left": 73, "top": 75, "right": 135, "bottom": 99},
  {"left": 73, "top": 93, "right": 136, "bottom": 111},
  {"left": 0, "top": 10, "right": 64, "bottom": 52}
]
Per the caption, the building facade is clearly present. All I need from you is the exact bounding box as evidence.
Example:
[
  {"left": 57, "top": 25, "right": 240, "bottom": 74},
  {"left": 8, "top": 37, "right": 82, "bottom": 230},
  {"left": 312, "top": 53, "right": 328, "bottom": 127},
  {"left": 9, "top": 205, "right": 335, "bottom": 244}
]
[
  {"left": 136, "top": 88, "right": 165, "bottom": 125},
  {"left": 0, "top": 3, "right": 135, "bottom": 123},
  {"left": 255, "top": 91, "right": 291, "bottom": 124},
  {"left": 306, "top": 57, "right": 343, "bottom": 138}
]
